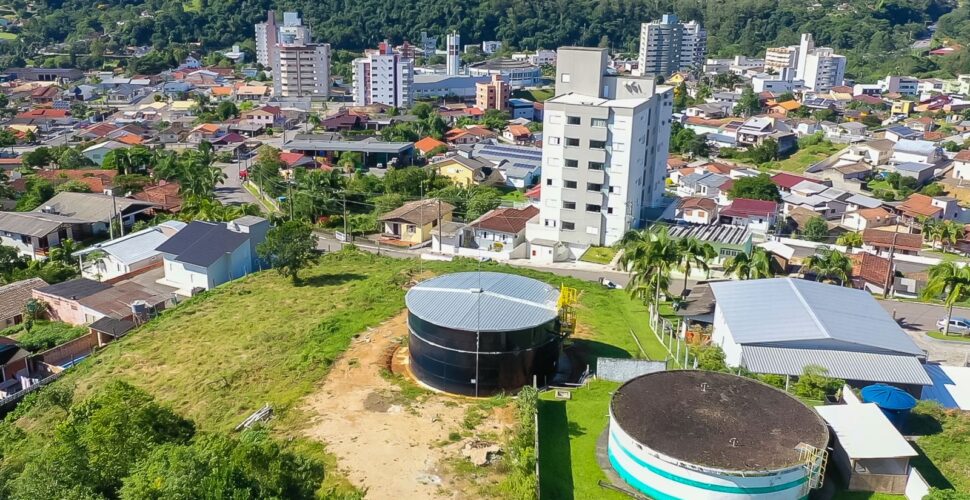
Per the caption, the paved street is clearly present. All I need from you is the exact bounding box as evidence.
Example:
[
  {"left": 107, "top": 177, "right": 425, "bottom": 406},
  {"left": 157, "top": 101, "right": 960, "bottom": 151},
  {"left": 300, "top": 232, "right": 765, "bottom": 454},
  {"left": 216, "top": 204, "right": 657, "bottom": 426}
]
[
  {"left": 214, "top": 161, "right": 260, "bottom": 206},
  {"left": 878, "top": 299, "right": 970, "bottom": 365}
]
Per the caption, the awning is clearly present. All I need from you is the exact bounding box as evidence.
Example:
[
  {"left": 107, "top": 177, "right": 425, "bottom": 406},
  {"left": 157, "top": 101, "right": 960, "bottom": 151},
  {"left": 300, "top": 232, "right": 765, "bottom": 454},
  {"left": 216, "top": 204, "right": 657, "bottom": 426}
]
[{"left": 740, "top": 345, "right": 932, "bottom": 386}]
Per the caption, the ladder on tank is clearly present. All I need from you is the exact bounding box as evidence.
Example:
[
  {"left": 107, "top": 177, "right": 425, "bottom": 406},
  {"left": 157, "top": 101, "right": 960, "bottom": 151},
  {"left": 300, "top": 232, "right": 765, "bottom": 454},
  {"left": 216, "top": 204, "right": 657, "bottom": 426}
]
[
  {"left": 558, "top": 285, "right": 579, "bottom": 338},
  {"left": 796, "top": 442, "right": 828, "bottom": 491}
]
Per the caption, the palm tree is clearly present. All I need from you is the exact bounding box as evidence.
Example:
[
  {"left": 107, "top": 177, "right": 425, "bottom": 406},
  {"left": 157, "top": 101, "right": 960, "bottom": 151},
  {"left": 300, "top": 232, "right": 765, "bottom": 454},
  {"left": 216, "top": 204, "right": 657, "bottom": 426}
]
[
  {"left": 836, "top": 231, "right": 863, "bottom": 252},
  {"left": 619, "top": 226, "right": 681, "bottom": 308},
  {"left": 922, "top": 218, "right": 942, "bottom": 250},
  {"left": 802, "top": 248, "right": 853, "bottom": 286},
  {"left": 676, "top": 237, "right": 715, "bottom": 296},
  {"left": 723, "top": 247, "right": 774, "bottom": 280},
  {"left": 939, "top": 220, "right": 963, "bottom": 254},
  {"left": 922, "top": 261, "right": 970, "bottom": 336}
]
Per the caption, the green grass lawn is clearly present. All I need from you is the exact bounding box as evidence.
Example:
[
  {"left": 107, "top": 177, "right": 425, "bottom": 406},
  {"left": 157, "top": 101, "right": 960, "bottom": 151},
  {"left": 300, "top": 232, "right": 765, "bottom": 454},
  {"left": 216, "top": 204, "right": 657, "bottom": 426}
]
[
  {"left": 500, "top": 190, "right": 527, "bottom": 204},
  {"left": 927, "top": 331, "right": 970, "bottom": 342},
  {"left": 511, "top": 88, "right": 554, "bottom": 102},
  {"left": 760, "top": 143, "right": 843, "bottom": 173},
  {"left": 909, "top": 402, "right": 970, "bottom": 493},
  {"left": 538, "top": 380, "right": 627, "bottom": 500},
  {"left": 0, "top": 32, "right": 17, "bottom": 41},
  {"left": 9, "top": 250, "right": 666, "bottom": 495},
  {"left": 579, "top": 246, "right": 618, "bottom": 265},
  {"left": 832, "top": 491, "right": 904, "bottom": 499}
]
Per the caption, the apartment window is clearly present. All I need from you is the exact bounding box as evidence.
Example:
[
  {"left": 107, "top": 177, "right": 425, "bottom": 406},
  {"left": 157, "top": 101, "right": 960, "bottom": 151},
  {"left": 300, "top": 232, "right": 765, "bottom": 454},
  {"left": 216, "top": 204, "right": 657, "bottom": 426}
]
[
  {"left": 587, "top": 183, "right": 603, "bottom": 192},
  {"left": 591, "top": 118, "right": 607, "bottom": 128},
  {"left": 564, "top": 159, "right": 579, "bottom": 168},
  {"left": 589, "top": 161, "right": 605, "bottom": 170},
  {"left": 567, "top": 116, "right": 581, "bottom": 125},
  {"left": 544, "top": 219, "right": 557, "bottom": 227},
  {"left": 590, "top": 140, "right": 606, "bottom": 149},
  {"left": 561, "top": 73, "right": 571, "bottom": 83},
  {"left": 548, "top": 137, "right": 561, "bottom": 145},
  {"left": 564, "top": 180, "right": 578, "bottom": 189},
  {"left": 563, "top": 201, "right": 576, "bottom": 209},
  {"left": 607, "top": 207, "right": 614, "bottom": 214},
  {"left": 585, "top": 204, "right": 601, "bottom": 212},
  {"left": 566, "top": 138, "right": 580, "bottom": 147},
  {"left": 609, "top": 186, "right": 621, "bottom": 194},
  {"left": 613, "top": 142, "right": 626, "bottom": 152},
  {"left": 546, "top": 178, "right": 553, "bottom": 186},
  {"left": 561, "top": 221, "right": 576, "bottom": 231}
]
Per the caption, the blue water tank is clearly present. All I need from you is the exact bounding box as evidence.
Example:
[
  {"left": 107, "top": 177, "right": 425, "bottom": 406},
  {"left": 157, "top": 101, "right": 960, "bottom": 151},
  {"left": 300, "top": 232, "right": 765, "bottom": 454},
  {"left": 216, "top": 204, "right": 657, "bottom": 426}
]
[{"left": 861, "top": 384, "right": 917, "bottom": 430}]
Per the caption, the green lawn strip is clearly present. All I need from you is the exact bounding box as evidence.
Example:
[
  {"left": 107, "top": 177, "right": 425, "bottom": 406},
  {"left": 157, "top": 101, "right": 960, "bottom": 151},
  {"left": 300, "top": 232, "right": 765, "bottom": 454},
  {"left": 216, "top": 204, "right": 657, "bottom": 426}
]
[
  {"left": 579, "top": 246, "right": 617, "bottom": 265},
  {"left": 927, "top": 331, "right": 970, "bottom": 342},
  {"left": 832, "top": 491, "right": 904, "bottom": 499},
  {"left": 512, "top": 88, "right": 554, "bottom": 102},
  {"left": 910, "top": 404, "right": 970, "bottom": 492},
  {"left": 538, "top": 380, "right": 627, "bottom": 500},
  {"left": 760, "top": 143, "right": 843, "bottom": 173},
  {"left": 0, "top": 32, "right": 17, "bottom": 40},
  {"left": 500, "top": 190, "right": 527, "bottom": 204}
]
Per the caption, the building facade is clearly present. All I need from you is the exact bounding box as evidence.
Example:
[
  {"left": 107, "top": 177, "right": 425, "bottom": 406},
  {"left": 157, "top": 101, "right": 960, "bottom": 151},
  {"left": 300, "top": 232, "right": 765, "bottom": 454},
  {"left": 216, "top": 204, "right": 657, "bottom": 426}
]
[
  {"left": 352, "top": 41, "right": 414, "bottom": 107},
  {"left": 636, "top": 14, "right": 706, "bottom": 77},
  {"left": 527, "top": 47, "right": 673, "bottom": 252},
  {"left": 446, "top": 31, "right": 461, "bottom": 76},
  {"left": 764, "top": 46, "right": 799, "bottom": 73},
  {"left": 275, "top": 43, "right": 331, "bottom": 98},
  {"left": 795, "top": 33, "right": 846, "bottom": 92},
  {"left": 254, "top": 10, "right": 278, "bottom": 67},
  {"left": 476, "top": 74, "right": 510, "bottom": 111}
]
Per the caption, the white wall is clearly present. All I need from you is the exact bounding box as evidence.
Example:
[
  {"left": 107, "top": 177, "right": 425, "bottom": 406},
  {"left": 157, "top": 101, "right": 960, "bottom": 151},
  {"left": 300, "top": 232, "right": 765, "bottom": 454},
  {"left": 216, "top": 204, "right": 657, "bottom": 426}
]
[{"left": 711, "top": 306, "right": 744, "bottom": 366}]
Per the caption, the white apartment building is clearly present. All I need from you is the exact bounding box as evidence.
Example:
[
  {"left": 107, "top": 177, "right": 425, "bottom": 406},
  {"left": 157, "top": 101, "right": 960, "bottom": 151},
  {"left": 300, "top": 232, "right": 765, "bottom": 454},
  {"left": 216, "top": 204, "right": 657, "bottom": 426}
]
[
  {"left": 446, "top": 32, "right": 461, "bottom": 76},
  {"left": 352, "top": 41, "right": 414, "bottom": 107},
  {"left": 529, "top": 49, "right": 557, "bottom": 66},
  {"left": 879, "top": 75, "right": 919, "bottom": 95},
  {"left": 752, "top": 68, "right": 804, "bottom": 93},
  {"left": 795, "top": 34, "right": 846, "bottom": 92},
  {"left": 527, "top": 47, "right": 673, "bottom": 257},
  {"left": 254, "top": 11, "right": 277, "bottom": 67},
  {"left": 275, "top": 43, "right": 331, "bottom": 98},
  {"left": 636, "top": 14, "right": 706, "bottom": 77},
  {"left": 764, "top": 46, "right": 798, "bottom": 72}
]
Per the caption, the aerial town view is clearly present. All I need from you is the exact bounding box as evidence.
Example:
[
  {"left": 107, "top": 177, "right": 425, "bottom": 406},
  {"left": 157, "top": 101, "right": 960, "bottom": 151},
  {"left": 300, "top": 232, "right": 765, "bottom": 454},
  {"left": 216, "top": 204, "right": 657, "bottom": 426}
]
[{"left": 0, "top": 0, "right": 967, "bottom": 499}]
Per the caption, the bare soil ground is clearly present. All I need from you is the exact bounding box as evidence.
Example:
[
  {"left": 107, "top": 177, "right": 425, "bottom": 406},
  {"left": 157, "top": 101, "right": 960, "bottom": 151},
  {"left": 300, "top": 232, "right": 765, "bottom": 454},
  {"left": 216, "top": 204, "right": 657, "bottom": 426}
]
[{"left": 300, "top": 311, "right": 513, "bottom": 499}]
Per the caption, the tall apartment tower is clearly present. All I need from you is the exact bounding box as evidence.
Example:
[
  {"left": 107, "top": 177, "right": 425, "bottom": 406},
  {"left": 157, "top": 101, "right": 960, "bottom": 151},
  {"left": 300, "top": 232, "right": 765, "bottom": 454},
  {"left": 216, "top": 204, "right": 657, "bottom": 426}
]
[
  {"left": 259, "top": 11, "right": 330, "bottom": 98},
  {"left": 794, "top": 33, "right": 846, "bottom": 92},
  {"left": 636, "top": 14, "right": 706, "bottom": 77},
  {"left": 526, "top": 47, "right": 673, "bottom": 253},
  {"left": 446, "top": 31, "right": 461, "bottom": 76},
  {"left": 352, "top": 41, "right": 414, "bottom": 107},
  {"left": 255, "top": 10, "right": 278, "bottom": 67}
]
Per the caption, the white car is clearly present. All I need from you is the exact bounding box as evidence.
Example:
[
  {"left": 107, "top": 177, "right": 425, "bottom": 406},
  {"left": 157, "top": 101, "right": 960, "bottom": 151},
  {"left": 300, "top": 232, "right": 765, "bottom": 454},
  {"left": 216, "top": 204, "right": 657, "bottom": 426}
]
[{"left": 937, "top": 317, "right": 970, "bottom": 333}]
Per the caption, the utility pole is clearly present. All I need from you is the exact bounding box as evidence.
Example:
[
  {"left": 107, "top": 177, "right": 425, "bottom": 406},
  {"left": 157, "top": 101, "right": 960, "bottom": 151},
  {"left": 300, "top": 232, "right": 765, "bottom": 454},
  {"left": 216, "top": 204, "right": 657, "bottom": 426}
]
[
  {"left": 343, "top": 197, "right": 349, "bottom": 245},
  {"left": 287, "top": 183, "right": 294, "bottom": 220},
  {"left": 437, "top": 198, "right": 443, "bottom": 252},
  {"left": 109, "top": 193, "right": 118, "bottom": 239},
  {"left": 883, "top": 230, "right": 898, "bottom": 299}
]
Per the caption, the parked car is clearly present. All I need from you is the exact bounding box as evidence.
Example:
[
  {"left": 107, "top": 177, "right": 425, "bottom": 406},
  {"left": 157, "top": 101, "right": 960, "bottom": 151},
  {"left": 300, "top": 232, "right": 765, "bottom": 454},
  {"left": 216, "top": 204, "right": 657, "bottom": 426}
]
[{"left": 936, "top": 317, "right": 970, "bottom": 333}]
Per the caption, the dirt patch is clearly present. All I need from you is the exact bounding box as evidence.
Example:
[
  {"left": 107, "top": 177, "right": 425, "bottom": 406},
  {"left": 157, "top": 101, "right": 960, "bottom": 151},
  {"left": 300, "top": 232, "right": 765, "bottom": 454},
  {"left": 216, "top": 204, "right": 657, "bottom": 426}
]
[{"left": 300, "top": 311, "right": 512, "bottom": 499}]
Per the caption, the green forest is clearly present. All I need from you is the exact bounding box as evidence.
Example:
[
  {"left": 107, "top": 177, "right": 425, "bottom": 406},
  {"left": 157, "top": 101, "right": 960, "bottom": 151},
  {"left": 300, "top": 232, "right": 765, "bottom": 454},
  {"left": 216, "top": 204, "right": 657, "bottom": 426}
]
[{"left": 0, "top": 0, "right": 964, "bottom": 81}]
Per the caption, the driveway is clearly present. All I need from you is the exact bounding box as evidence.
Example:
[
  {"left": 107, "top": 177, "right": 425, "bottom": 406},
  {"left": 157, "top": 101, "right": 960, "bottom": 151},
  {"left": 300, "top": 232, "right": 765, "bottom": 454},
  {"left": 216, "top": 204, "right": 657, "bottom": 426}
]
[
  {"left": 878, "top": 299, "right": 970, "bottom": 365},
  {"left": 214, "top": 161, "right": 260, "bottom": 206}
]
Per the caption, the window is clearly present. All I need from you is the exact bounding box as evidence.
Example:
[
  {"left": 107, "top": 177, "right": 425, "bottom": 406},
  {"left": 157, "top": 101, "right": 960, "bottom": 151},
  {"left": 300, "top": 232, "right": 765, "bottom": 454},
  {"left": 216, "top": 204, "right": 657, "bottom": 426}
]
[
  {"left": 566, "top": 138, "right": 580, "bottom": 147},
  {"left": 564, "top": 180, "right": 577, "bottom": 189},
  {"left": 586, "top": 204, "right": 601, "bottom": 212},
  {"left": 544, "top": 219, "right": 557, "bottom": 227},
  {"left": 719, "top": 248, "right": 741, "bottom": 259},
  {"left": 613, "top": 142, "right": 626, "bottom": 152},
  {"left": 548, "top": 137, "right": 561, "bottom": 145},
  {"left": 561, "top": 73, "right": 571, "bottom": 83},
  {"left": 589, "top": 161, "right": 604, "bottom": 170},
  {"left": 567, "top": 116, "right": 581, "bottom": 125},
  {"left": 607, "top": 207, "right": 614, "bottom": 214},
  {"left": 587, "top": 183, "right": 603, "bottom": 192},
  {"left": 590, "top": 140, "right": 606, "bottom": 149},
  {"left": 591, "top": 118, "right": 607, "bottom": 128},
  {"left": 561, "top": 221, "right": 576, "bottom": 231},
  {"left": 563, "top": 201, "right": 576, "bottom": 209},
  {"left": 546, "top": 178, "right": 553, "bottom": 186},
  {"left": 609, "top": 186, "right": 621, "bottom": 194},
  {"left": 565, "top": 159, "right": 578, "bottom": 168}
]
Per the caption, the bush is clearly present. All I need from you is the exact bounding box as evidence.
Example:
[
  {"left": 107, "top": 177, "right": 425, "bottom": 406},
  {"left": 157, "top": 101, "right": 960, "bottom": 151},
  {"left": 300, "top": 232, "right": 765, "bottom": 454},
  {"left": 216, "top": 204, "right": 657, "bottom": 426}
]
[
  {"left": 498, "top": 386, "right": 538, "bottom": 499},
  {"left": 792, "top": 365, "right": 843, "bottom": 401},
  {"left": 4, "top": 321, "right": 87, "bottom": 352}
]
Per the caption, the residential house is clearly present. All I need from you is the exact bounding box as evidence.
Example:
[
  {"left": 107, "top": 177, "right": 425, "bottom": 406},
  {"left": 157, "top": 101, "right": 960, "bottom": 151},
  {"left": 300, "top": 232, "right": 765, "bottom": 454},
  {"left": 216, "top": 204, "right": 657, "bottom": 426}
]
[
  {"left": 187, "top": 123, "right": 225, "bottom": 144},
  {"left": 414, "top": 136, "right": 447, "bottom": 156},
  {"left": 850, "top": 252, "right": 894, "bottom": 295},
  {"left": 240, "top": 105, "right": 282, "bottom": 128},
  {"left": 320, "top": 110, "right": 364, "bottom": 131},
  {"left": 35, "top": 169, "right": 117, "bottom": 194},
  {"left": 684, "top": 102, "right": 732, "bottom": 119},
  {"left": 848, "top": 139, "right": 894, "bottom": 166},
  {"left": 862, "top": 229, "right": 923, "bottom": 256},
  {"left": 708, "top": 278, "right": 930, "bottom": 393},
  {"left": 0, "top": 278, "right": 49, "bottom": 328},
  {"left": 822, "top": 121, "right": 868, "bottom": 143},
  {"left": 782, "top": 180, "right": 851, "bottom": 219},
  {"left": 768, "top": 100, "right": 801, "bottom": 116},
  {"left": 430, "top": 155, "right": 503, "bottom": 187},
  {"left": 435, "top": 205, "right": 540, "bottom": 260},
  {"left": 890, "top": 139, "right": 943, "bottom": 165},
  {"left": 157, "top": 125, "right": 187, "bottom": 145},
  {"left": 82, "top": 140, "right": 126, "bottom": 166},
  {"left": 896, "top": 193, "right": 960, "bottom": 224},
  {"left": 12, "top": 108, "right": 74, "bottom": 131},
  {"left": 667, "top": 224, "right": 753, "bottom": 267},
  {"left": 32, "top": 192, "right": 157, "bottom": 234},
  {"left": 884, "top": 126, "right": 922, "bottom": 143},
  {"left": 676, "top": 172, "right": 730, "bottom": 201},
  {"left": 0, "top": 338, "right": 30, "bottom": 397},
  {"left": 74, "top": 221, "right": 186, "bottom": 282},
  {"left": 33, "top": 278, "right": 172, "bottom": 326},
  {"left": 736, "top": 116, "right": 797, "bottom": 154},
  {"left": 154, "top": 216, "right": 270, "bottom": 295},
  {"left": 445, "top": 126, "right": 497, "bottom": 145},
  {"left": 235, "top": 84, "right": 271, "bottom": 101},
  {"left": 676, "top": 197, "right": 719, "bottom": 225},
  {"left": 29, "top": 85, "right": 60, "bottom": 105},
  {"left": 718, "top": 198, "right": 777, "bottom": 233},
  {"left": 905, "top": 116, "right": 937, "bottom": 133},
  {"left": 0, "top": 211, "right": 86, "bottom": 259},
  {"left": 132, "top": 181, "right": 183, "bottom": 213},
  {"left": 890, "top": 101, "right": 914, "bottom": 116},
  {"left": 822, "top": 162, "right": 871, "bottom": 190},
  {"left": 771, "top": 172, "right": 824, "bottom": 193},
  {"left": 468, "top": 140, "right": 543, "bottom": 188},
  {"left": 842, "top": 207, "right": 895, "bottom": 231},
  {"left": 884, "top": 162, "right": 937, "bottom": 185},
  {"left": 379, "top": 199, "right": 455, "bottom": 245},
  {"left": 952, "top": 149, "right": 970, "bottom": 181},
  {"left": 503, "top": 124, "right": 533, "bottom": 144}
]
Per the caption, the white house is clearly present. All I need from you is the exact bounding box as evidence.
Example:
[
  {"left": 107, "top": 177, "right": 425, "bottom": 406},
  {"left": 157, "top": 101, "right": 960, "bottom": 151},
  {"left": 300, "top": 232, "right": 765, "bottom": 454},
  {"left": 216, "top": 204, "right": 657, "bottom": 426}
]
[
  {"left": 890, "top": 139, "right": 943, "bottom": 165},
  {"left": 74, "top": 221, "right": 186, "bottom": 282},
  {"left": 676, "top": 197, "right": 718, "bottom": 225},
  {"left": 953, "top": 149, "right": 970, "bottom": 181},
  {"left": 82, "top": 140, "right": 126, "bottom": 166},
  {"left": 433, "top": 206, "right": 538, "bottom": 261},
  {"left": 154, "top": 216, "right": 269, "bottom": 295},
  {"left": 708, "top": 278, "right": 931, "bottom": 391}
]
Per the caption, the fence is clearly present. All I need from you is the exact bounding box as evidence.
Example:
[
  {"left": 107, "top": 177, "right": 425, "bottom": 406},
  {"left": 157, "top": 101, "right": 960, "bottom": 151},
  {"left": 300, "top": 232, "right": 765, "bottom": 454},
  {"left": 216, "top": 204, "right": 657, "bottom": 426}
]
[
  {"left": 648, "top": 304, "right": 695, "bottom": 368},
  {"left": 596, "top": 358, "right": 666, "bottom": 383},
  {"left": 0, "top": 371, "right": 65, "bottom": 416}
]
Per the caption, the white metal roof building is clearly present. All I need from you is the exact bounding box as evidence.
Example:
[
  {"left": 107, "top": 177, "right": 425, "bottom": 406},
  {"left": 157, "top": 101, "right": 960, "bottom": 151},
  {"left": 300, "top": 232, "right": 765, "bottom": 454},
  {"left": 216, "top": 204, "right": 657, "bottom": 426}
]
[{"left": 708, "top": 278, "right": 931, "bottom": 388}]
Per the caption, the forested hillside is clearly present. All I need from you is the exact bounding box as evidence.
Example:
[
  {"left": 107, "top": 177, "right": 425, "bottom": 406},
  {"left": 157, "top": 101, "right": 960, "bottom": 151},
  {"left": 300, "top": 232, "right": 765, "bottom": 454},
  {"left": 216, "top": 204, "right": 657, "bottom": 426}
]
[{"left": 0, "top": 0, "right": 962, "bottom": 80}]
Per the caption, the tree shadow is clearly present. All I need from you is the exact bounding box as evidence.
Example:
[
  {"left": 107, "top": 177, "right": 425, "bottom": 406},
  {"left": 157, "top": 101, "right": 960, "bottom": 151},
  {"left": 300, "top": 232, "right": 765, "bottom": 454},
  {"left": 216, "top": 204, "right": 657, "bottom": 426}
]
[
  {"left": 296, "top": 272, "right": 366, "bottom": 288},
  {"left": 538, "top": 399, "right": 575, "bottom": 500},
  {"left": 568, "top": 340, "right": 633, "bottom": 373}
]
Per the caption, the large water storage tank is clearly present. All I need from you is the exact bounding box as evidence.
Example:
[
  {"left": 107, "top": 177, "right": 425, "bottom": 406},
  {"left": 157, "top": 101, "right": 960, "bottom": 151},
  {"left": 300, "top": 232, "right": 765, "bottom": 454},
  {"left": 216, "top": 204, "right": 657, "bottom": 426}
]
[
  {"left": 405, "top": 272, "right": 562, "bottom": 396},
  {"left": 608, "top": 371, "right": 830, "bottom": 500}
]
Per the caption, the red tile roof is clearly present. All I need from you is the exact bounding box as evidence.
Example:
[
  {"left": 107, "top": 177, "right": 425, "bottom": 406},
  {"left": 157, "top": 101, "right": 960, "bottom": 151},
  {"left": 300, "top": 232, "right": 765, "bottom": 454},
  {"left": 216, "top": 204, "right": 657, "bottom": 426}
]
[
  {"left": 771, "top": 172, "right": 815, "bottom": 190},
  {"left": 851, "top": 252, "right": 892, "bottom": 287},
  {"left": 899, "top": 193, "right": 943, "bottom": 218},
  {"left": 679, "top": 197, "right": 717, "bottom": 212},
  {"left": 506, "top": 124, "right": 531, "bottom": 137},
  {"left": 471, "top": 206, "right": 539, "bottom": 234},
  {"left": 414, "top": 136, "right": 447, "bottom": 154},
  {"left": 862, "top": 229, "right": 922, "bottom": 251},
  {"left": 16, "top": 108, "right": 70, "bottom": 119},
  {"left": 719, "top": 198, "right": 777, "bottom": 218},
  {"left": 132, "top": 181, "right": 182, "bottom": 212}
]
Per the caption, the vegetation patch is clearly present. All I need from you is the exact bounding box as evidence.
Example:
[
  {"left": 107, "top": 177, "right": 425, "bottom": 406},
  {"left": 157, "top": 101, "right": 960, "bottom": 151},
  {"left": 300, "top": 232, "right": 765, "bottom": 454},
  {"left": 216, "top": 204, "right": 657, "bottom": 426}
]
[
  {"left": 4, "top": 321, "right": 88, "bottom": 352},
  {"left": 579, "top": 246, "right": 618, "bottom": 265}
]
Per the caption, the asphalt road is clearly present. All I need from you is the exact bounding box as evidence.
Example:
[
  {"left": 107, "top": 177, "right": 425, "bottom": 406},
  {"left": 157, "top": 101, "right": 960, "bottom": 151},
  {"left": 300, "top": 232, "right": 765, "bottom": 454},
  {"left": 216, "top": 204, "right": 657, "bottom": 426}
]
[{"left": 214, "top": 161, "right": 260, "bottom": 206}]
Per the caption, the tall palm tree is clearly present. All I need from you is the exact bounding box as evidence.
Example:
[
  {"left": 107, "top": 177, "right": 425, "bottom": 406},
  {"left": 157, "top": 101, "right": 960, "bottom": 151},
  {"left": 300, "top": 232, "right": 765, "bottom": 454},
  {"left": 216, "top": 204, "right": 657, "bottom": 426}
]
[
  {"left": 922, "top": 261, "right": 970, "bottom": 336},
  {"left": 723, "top": 247, "right": 774, "bottom": 280},
  {"left": 939, "top": 220, "right": 963, "bottom": 254},
  {"left": 802, "top": 248, "right": 853, "bottom": 286},
  {"left": 676, "top": 237, "right": 715, "bottom": 296},
  {"left": 922, "top": 218, "right": 942, "bottom": 250},
  {"left": 619, "top": 226, "right": 681, "bottom": 308},
  {"left": 836, "top": 231, "right": 863, "bottom": 252}
]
